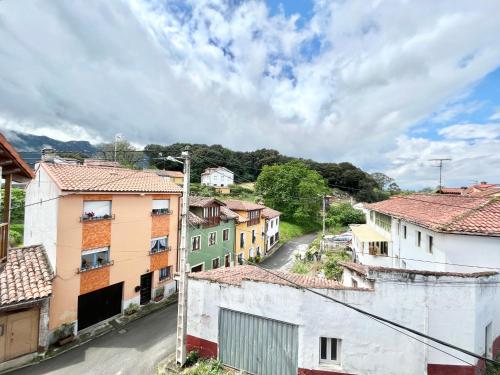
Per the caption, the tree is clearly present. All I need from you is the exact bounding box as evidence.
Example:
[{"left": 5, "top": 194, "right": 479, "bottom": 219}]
[
  {"left": 370, "top": 172, "right": 394, "bottom": 190},
  {"left": 387, "top": 182, "right": 401, "bottom": 195},
  {"left": 255, "top": 161, "right": 329, "bottom": 225},
  {"left": 326, "top": 203, "right": 366, "bottom": 228},
  {"left": 96, "top": 138, "right": 143, "bottom": 167}
]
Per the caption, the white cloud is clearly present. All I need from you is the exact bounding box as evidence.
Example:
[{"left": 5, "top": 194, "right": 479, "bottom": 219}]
[
  {"left": 489, "top": 108, "right": 500, "bottom": 120},
  {"left": 438, "top": 123, "right": 500, "bottom": 140},
  {"left": 0, "top": 0, "right": 500, "bottom": 187}
]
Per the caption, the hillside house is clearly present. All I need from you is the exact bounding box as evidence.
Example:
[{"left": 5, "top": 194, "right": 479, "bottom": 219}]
[
  {"left": 187, "top": 266, "right": 500, "bottom": 375},
  {"left": 201, "top": 167, "right": 234, "bottom": 188},
  {"left": 0, "top": 133, "right": 54, "bottom": 368},
  {"left": 188, "top": 197, "right": 238, "bottom": 272},
  {"left": 224, "top": 200, "right": 265, "bottom": 264},
  {"left": 262, "top": 207, "right": 281, "bottom": 254},
  {"left": 350, "top": 194, "right": 500, "bottom": 272},
  {"left": 23, "top": 160, "right": 182, "bottom": 339}
]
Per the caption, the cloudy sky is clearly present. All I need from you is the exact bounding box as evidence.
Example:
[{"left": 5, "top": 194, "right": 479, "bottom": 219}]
[{"left": 1, "top": 0, "right": 500, "bottom": 188}]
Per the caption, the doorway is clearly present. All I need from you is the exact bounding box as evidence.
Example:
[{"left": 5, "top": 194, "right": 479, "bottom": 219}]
[{"left": 140, "top": 272, "right": 153, "bottom": 305}]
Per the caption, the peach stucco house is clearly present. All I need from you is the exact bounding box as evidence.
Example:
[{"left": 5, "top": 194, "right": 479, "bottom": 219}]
[{"left": 24, "top": 158, "right": 182, "bottom": 338}]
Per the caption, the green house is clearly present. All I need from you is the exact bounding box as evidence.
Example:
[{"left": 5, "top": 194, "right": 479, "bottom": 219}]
[{"left": 188, "top": 197, "right": 238, "bottom": 272}]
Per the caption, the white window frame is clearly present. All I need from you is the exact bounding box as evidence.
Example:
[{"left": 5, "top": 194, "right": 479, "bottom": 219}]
[
  {"left": 191, "top": 262, "right": 205, "bottom": 272},
  {"left": 212, "top": 257, "right": 220, "bottom": 269},
  {"left": 81, "top": 247, "right": 110, "bottom": 270},
  {"left": 192, "top": 235, "right": 201, "bottom": 251},
  {"left": 82, "top": 200, "right": 111, "bottom": 220},
  {"left": 150, "top": 236, "right": 169, "bottom": 254},
  {"left": 159, "top": 266, "right": 172, "bottom": 281},
  {"left": 208, "top": 231, "right": 217, "bottom": 246},
  {"left": 319, "top": 337, "right": 341, "bottom": 365},
  {"left": 152, "top": 199, "right": 170, "bottom": 215},
  {"left": 223, "top": 228, "right": 230, "bottom": 241}
]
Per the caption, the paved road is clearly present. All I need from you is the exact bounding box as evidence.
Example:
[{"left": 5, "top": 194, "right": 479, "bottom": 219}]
[
  {"left": 12, "top": 303, "right": 177, "bottom": 375},
  {"left": 261, "top": 233, "right": 317, "bottom": 270}
]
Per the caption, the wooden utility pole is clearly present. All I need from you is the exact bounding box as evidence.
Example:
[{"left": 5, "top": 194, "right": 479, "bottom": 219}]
[{"left": 176, "top": 147, "right": 191, "bottom": 366}]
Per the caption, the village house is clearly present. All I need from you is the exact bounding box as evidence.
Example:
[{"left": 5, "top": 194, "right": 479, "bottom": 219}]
[
  {"left": 145, "top": 169, "right": 184, "bottom": 186},
  {"left": 262, "top": 207, "right": 281, "bottom": 255},
  {"left": 0, "top": 134, "right": 54, "bottom": 369},
  {"left": 201, "top": 167, "right": 234, "bottom": 188},
  {"left": 188, "top": 197, "right": 238, "bottom": 272},
  {"left": 187, "top": 265, "right": 500, "bottom": 375},
  {"left": 224, "top": 200, "right": 266, "bottom": 264},
  {"left": 350, "top": 194, "right": 500, "bottom": 271},
  {"left": 23, "top": 156, "right": 182, "bottom": 339}
]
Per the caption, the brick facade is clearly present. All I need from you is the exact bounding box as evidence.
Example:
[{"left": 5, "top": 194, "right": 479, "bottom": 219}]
[
  {"left": 151, "top": 215, "right": 170, "bottom": 238},
  {"left": 82, "top": 220, "right": 112, "bottom": 249},
  {"left": 150, "top": 251, "right": 169, "bottom": 271},
  {"left": 80, "top": 266, "right": 111, "bottom": 295}
]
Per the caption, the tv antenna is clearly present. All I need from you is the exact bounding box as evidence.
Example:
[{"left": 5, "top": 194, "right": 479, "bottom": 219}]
[{"left": 429, "top": 158, "right": 452, "bottom": 190}]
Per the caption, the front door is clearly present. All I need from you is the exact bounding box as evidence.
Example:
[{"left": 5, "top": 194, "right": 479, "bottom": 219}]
[
  {"left": 140, "top": 272, "right": 152, "bottom": 305},
  {"left": 0, "top": 309, "right": 39, "bottom": 362}
]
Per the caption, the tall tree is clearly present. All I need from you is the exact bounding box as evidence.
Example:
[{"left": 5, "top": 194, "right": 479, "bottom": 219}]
[
  {"left": 96, "top": 138, "right": 144, "bottom": 167},
  {"left": 255, "top": 161, "right": 329, "bottom": 225}
]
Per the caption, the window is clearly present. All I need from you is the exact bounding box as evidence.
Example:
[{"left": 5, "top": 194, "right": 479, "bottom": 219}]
[
  {"left": 428, "top": 235, "right": 433, "bottom": 253},
  {"left": 212, "top": 257, "right": 220, "bottom": 269},
  {"left": 403, "top": 225, "right": 407, "bottom": 239},
  {"left": 82, "top": 200, "right": 111, "bottom": 221},
  {"left": 252, "top": 229, "right": 256, "bottom": 244},
  {"left": 192, "top": 235, "right": 201, "bottom": 251},
  {"left": 238, "top": 253, "right": 244, "bottom": 265},
  {"left": 150, "top": 237, "right": 168, "bottom": 254},
  {"left": 240, "top": 233, "right": 245, "bottom": 248},
  {"left": 248, "top": 210, "right": 260, "bottom": 226},
  {"left": 223, "top": 228, "right": 229, "bottom": 241},
  {"left": 374, "top": 212, "right": 391, "bottom": 231},
  {"left": 416, "top": 231, "right": 422, "bottom": 247},
  {"left": 257, "top": 247, "right": 261, "bottom": 257},
  {"left": 81, "top": 247, "right": 110, "bottom": 271},
  {"left": 152, "top": 199, "right": 170, "bottom": 215},
  {"left": 208, "top": 232, "right": 217, "bottom": 246},
  {"left": 275, "top": 232, "right": 279, "bottom": 242},
  {"left": 320, "top": 337, "right": 341, "bottom": 364},
  {"left": 159, "top": 266, "right": 172, "bottom": 281}
]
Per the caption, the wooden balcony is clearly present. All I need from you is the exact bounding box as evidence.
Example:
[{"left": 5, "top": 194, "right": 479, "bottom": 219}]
[{"left": 0, "top": 223, "right": 8, "bottom": 262}]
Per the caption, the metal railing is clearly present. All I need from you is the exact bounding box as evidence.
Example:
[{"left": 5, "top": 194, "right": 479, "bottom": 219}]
[{"left": 149, "top": 245, "right": 172, "bottom": 255}]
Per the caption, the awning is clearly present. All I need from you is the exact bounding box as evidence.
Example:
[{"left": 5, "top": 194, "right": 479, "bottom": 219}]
[{"left": 350, "top": 224, "right": 390, "bottom": 242}]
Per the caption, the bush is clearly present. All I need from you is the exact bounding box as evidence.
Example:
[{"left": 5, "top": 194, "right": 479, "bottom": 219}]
[
  {"left": 291, "top": 260, "right": 311, "bottom": 274},
  {"left": 124, "top": 303, "right": 140, "bottom": 315},
  {"left": 53, "top": 322, "right": 75, "bottom": 341},
  {"left": 323, "top": 251, "right": 351, "bottom": 281},
  {"left": 255, "top": 255, "right": 261, "bottom": 263},
  {"left": 326, "top": 203, "right": 365, "bottom": 228},
  {"left": 9, "top": 229, "right": 22, "bottom": 247},
  {"left": 185, "top": 351, "right": 199, "bottom": 367},
  {"left": 183, "top": 359, "right": 229, "bottom": 375}
]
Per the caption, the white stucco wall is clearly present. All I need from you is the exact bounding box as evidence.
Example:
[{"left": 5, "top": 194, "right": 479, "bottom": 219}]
[
  {"left": 359, "top": 210, "right": 500, "bottom": 273},
  {"left": 265, "top": 216, "right": 280, "bottom": 251},
  {"left": 23, "top": 165, "right": 60, "bottom": 271},
  {"left": 201, "top": 168, "right": 234, "bottom": 187},
  {"left": 188, "top": 273, "right": 500, "bottom": 374}
]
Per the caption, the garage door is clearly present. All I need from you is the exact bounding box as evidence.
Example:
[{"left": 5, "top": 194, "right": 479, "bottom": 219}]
[
  {"left": 219, "top": 309, "right": 298, "bottom": 375},
  {"left": 77, "top": 282, "right": 123, "bottom": 331}
]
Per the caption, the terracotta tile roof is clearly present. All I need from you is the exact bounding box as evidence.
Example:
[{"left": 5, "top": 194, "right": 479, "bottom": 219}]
[
  {"left": 189, "top": 265, "right": 366, "bottom": 290},
  {"left": 438, "top": 187, "right": 465, "bottom": 195},
  {"left": 0, "top": 131, "right": 34, "bottom": 182},
  {"left": 188, "top": 211, "right": 206, "bottom": 226},
  {"left": 42, "top": 162, "right": 182, "bottom": 193},
  {"left": 220, "top": 206, "right": 240, "bottom": 221},
  {"left": 470, "top": 186, "right": 500, "bottom": 198},
  {"left": 189, "top": 196, "right": 225, "bottom": 208},
  {"left": 224, "top": 199, "right": 265, "bottom": 211},
  {"left": 366, "top": 194, "right": 498, "bottom": 235},
  {"left": 262, "top": 207, "right": 281, "bottom": 219},
  {"left": 144, "top": 169, "right": 184, "bottom": 178},
  {"left": 0, "top": 245, "right": 54, "bottom": 306},
  {"left": 340, "top": 261, "right": 498, "bottom": 279}
]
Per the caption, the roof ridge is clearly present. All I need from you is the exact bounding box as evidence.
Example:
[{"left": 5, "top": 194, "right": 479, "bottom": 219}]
[{"left": 440, "top": 198, "right": 497, "bottom": 231}]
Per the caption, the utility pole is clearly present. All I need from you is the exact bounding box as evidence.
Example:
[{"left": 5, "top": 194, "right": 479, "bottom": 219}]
[
  {"left": 429, "top": 158, "right": 451, "bottom": 190},
  {"left": 322, "top": 195, "right": 326, "bottom": 237},
  {"left": 176, "top": 147, "right": 190, "bottom": 366}
]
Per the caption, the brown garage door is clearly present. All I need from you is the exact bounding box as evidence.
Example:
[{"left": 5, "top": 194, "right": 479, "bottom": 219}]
[{"left": 0, "top": 308, "right": 39, "bottom": 362}]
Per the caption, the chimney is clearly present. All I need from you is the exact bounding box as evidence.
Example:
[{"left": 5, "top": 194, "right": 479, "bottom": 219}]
[{"left": 41, "top": 148, "right": 56, "bottom": 162}]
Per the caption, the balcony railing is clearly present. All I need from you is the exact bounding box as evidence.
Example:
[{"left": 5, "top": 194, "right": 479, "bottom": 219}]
[
  {"left": 0, "top": 223, "right": 8, "bottom": 261},
  {"left": 149, "top": 245, "right": 171, "bottom": 255},
  {"left": 80, "top": 214, "right": 115, "bottom": 222},
  {"left": 247, "top": 218, "right": 260, "bottom": 227},
  {"left": 78, "top": 259, "right": 114, "bottom": 273},
  {"left": 151, "top": 209, "right": 172, "bottom": 216},
  {"left": 203, "top": 216, "right": 221, "bottom": 228}
]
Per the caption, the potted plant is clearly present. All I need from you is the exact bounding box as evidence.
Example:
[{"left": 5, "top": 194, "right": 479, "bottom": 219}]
[
  {"left": 154, "top": 287, "right": 165, "bottom": 302},
  {"left": 54, "top": 322, "right": 75, "bottom": 346}
]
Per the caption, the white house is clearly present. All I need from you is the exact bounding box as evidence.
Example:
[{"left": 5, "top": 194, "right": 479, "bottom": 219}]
[
  {"left": 262, "top": 207, "right": 281, "bottom": 254},
  {"left": 201, "top": 167, "right": 234, "bottom": 187},
  {"left": 350, "top": 194, "right": 500, "bottom": 272},
  {"left": 187, "top": 266, "right": 500, "bottom": 375}
]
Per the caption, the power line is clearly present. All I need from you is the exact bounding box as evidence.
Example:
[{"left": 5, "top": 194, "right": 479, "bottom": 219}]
[{"left": 243, "top": 260, "right": 500, "bottom": 367}]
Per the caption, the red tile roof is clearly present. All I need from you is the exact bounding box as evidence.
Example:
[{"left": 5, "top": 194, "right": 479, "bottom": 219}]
[
  {"left": 262, "top": 207, "right": 281, "bottom": 219},
  {"left": 189, "top": 196, "right": 225, "bottom": 208},
  {"left": 42, "top": 162, "right": 182, "bottom": 193},
  {"left": 189, "top": 265, "right": 367, "bottom": 290},
  {"left": 224, "top": 199, "right": 265, "bottom": 211},
  {"left": 0, "top": 245, "right": 54, "bottom": 306},
  {"left": 366, "top": 194, "right": 499, "bottom": 235},
  {"left": 340, "top": 261, "right": 497, "bottom": 278},
  {"left": 438, "top": 187, "right": 465, "bottom": 195},
  {"left": 144, "top": 169, "right": 184, "bottom": 178},
  {"left": 0, "top": 131, "right": 34, "bottom": 182}
]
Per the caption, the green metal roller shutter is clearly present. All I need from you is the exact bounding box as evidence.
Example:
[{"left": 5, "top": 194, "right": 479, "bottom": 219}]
[{"left": 219, "top": 308, "right": 299, "bottom": 375}]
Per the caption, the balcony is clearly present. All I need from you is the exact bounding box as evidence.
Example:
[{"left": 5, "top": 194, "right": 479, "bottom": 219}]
[
  {"left": 151, "top": 209, "right": 172, "bottom": 216},
  {"left": 80, "top": 213, "right": 115, "bottom": 222},
  {"left": 78, "top": 259, "right": 114, "bottom": 273},
  {"left": 0, "top": 223, "right": 8, "bottom": 262},
  {"left": 203, "top": 216, "right": 221, "bottom": 228},
  {"left": 149, "top": 245, "right": 171, "bottom": 255},
  {"left": 247, "top": 218, "right": 260, "bottom": 227}
]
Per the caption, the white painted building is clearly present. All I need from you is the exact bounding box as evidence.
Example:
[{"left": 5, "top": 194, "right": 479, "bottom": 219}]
[
  {"left": 351, "top": 194, "right": 500, "bottom": 272},
  {"left": 262, "top": 207, "right": 281, "bottom": 254},
  {"left": 187, "top": 266, "right": 500, "bottom": 375},
  {"left": 201, "top": 167, "right": 234, "bottom": 187}
]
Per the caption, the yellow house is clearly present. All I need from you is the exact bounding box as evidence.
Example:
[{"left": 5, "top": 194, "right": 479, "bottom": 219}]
[{"left": 224, "top": 200, "right": 266, "bottom": 264}]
